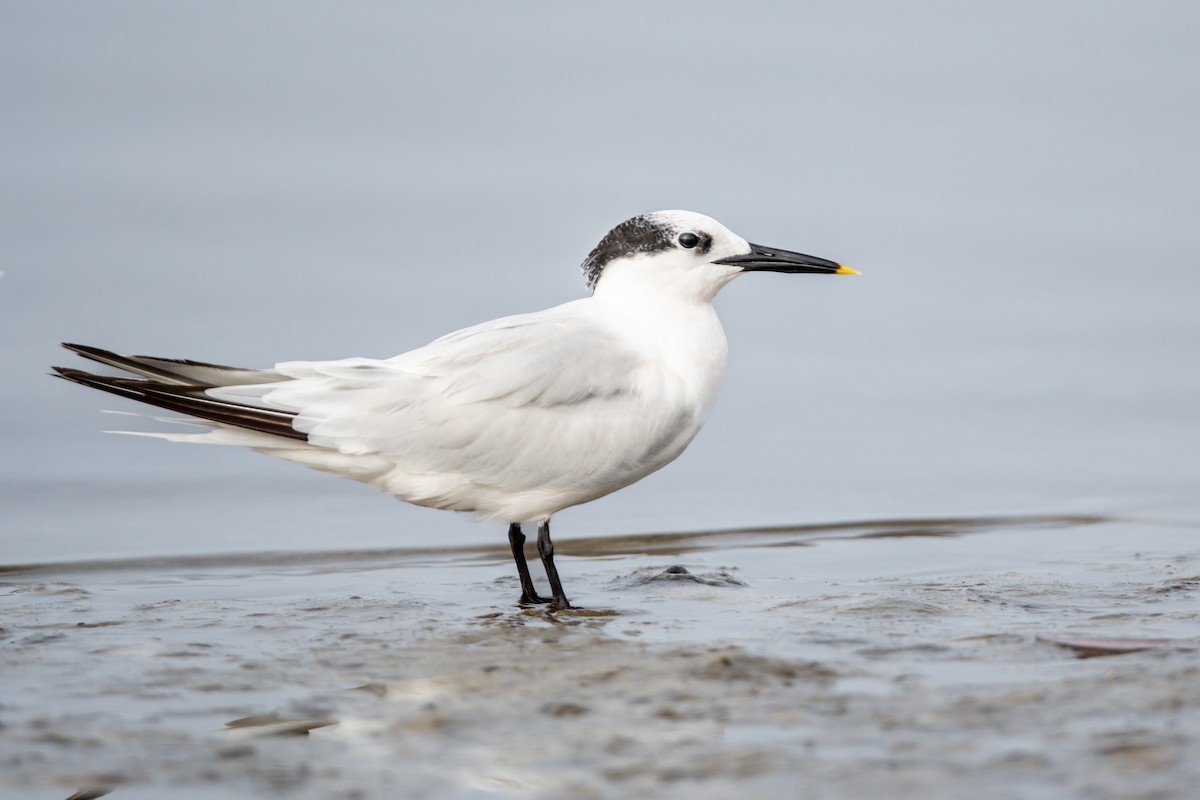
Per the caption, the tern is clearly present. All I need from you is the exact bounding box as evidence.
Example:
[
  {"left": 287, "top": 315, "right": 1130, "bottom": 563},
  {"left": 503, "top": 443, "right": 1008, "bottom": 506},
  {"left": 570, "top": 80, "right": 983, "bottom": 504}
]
[{"left": 54, "top": 210, "right": 856, "bottom": 609}]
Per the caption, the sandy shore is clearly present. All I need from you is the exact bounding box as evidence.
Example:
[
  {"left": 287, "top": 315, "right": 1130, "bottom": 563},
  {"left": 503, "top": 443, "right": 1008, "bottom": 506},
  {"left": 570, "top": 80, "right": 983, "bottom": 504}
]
[{"left": 2, "top": 514, "right": 1198, "bottom": 799}]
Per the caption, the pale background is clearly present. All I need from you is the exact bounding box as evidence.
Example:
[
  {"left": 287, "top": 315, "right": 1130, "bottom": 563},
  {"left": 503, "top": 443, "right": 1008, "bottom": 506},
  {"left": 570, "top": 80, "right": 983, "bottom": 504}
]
[{"left": 3, "top": 1, "right": 1198, "bottom": 563}]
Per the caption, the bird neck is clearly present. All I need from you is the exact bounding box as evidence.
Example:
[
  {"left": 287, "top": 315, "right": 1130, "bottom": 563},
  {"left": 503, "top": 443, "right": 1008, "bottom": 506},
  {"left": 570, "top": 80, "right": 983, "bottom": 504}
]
[
  {"left": 590, "top": 280, "right": 729, "bottom": 412},
  {"left": 590, "top": 276, "right": 723, "bottom": 336}
]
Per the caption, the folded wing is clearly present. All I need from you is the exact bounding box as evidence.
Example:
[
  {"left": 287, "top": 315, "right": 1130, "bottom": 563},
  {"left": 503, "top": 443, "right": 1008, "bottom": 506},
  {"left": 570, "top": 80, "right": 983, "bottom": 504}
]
[{"left": 54, "top": 309, "right": 695, "bottom": 517}]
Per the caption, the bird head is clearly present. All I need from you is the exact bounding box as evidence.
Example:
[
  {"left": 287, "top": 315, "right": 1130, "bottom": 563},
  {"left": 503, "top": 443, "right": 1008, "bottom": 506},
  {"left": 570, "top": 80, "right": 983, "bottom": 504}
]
[{"left": 582, "top": 210, "right": 856, "bottom": 304}]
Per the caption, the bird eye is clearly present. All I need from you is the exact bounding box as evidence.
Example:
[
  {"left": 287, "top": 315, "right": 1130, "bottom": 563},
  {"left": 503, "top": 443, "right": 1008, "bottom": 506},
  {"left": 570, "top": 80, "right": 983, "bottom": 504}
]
[{"left": 678, "top": 232, "right": 700, "bottom": 249}]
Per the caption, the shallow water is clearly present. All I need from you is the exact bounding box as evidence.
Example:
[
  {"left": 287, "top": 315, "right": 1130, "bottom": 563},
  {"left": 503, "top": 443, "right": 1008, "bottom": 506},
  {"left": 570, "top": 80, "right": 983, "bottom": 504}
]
[{"left": 3, "top": 513, "right": 1198, "bottom": 799}]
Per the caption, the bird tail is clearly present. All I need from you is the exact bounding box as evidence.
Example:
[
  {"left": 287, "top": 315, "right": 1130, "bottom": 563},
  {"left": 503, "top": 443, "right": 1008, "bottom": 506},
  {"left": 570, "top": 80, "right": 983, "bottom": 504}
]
[{"left": 52, "top": 343, "right": 305, "bottom": 442}]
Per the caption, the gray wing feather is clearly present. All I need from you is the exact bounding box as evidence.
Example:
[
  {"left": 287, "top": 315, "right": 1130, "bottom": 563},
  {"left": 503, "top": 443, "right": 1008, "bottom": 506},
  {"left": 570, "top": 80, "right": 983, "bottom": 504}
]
[
  {"left": 218, "top": 311, "right": 686, "bottom": 492},
  {"left": 62, "top": 343, "right": 284, "bottom": 386}
]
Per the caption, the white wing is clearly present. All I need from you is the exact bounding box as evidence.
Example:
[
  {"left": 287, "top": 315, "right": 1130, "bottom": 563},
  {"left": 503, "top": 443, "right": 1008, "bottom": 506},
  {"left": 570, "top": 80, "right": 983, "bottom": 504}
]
[{"left": 212, "top": 304, "right": 699, "bottom": 518}]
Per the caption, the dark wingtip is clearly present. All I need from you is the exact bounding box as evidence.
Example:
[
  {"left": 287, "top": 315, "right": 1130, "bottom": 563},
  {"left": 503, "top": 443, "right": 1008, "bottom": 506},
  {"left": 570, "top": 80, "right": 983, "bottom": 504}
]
[
  {"left": 51, "top": 366, "right": 145, "bottom": 389},
  {"left": 61, "top": 342, "right": 114, "bottom": 359},
  {"left": 51, "top": 366, "right": 107, "bottom": 387},
  {"left": 50, "top": 367, "right": 305, "bottom": 441}
]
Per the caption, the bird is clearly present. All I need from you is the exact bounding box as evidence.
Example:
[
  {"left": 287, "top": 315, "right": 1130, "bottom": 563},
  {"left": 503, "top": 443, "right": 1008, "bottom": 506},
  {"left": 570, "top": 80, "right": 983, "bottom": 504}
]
[{"left": 54, "top": 210, "right": 856, "bottom": 610}]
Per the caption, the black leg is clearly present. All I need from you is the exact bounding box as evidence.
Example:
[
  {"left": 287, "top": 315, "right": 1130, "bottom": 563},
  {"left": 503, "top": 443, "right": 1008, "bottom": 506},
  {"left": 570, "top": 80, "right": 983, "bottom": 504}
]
[
  {"left": 536, "top": 520, "right": 573, "bottom": 610},
  {"left": 508, "top": 523, "right": 549, "bottom": 605}
]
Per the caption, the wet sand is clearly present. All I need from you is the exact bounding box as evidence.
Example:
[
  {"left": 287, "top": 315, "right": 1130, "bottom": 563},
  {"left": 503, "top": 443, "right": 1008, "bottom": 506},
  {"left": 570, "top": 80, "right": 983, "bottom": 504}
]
[{"left": 2, "top": 513, "right": 1198, "bottom": 799}]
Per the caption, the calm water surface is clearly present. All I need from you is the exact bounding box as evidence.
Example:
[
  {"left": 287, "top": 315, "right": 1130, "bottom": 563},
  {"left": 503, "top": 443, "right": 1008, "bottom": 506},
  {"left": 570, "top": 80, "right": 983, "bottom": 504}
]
[{"left": 2, "top": 2, "right": 1198, "bottom": 564}]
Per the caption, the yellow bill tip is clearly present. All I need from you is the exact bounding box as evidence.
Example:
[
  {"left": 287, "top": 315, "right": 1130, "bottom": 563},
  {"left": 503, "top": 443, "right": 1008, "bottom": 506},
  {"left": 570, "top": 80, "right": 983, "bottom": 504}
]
[{"left": 835, "top": 264, "right": 860, "bottom": 275}]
